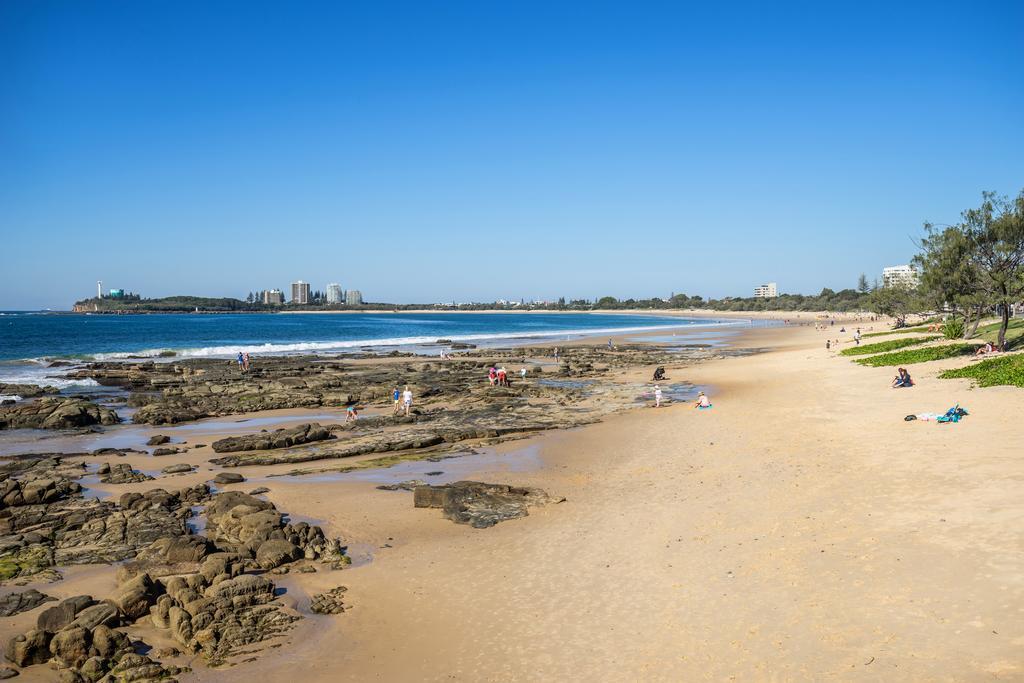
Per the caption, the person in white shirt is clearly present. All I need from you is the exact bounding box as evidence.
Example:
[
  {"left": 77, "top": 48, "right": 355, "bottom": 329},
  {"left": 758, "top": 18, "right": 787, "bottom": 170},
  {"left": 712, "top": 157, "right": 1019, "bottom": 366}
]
[
  {"left": 695, "top": 391, "right": 711, "bottom": 409},
  {"left": 402, "top": 386, "right": 413, "bottom": 416},
  {"left": 654, "top": 385, "right": 663, "bottom": 408}
]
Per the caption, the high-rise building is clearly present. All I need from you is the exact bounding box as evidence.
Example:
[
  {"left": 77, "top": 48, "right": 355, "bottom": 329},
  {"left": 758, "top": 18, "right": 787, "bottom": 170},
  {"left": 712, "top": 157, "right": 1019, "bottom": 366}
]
[
  {"left": 753, "top": 282, "right": 778, "bottom": 298},
  {"left": 326, "top": 283, "right": 343, "bottom": 304},
  {"left": 882, "top": 265, "right": 919, "bottom": 288},
  {"left": 262, "top": 289, "right": 284, "bottom": 305},
  {"left": 345, "top": 289, "right": 363, "bottom": 306},
  {"left": 291, "top": 281, "right": 310, "bottom": 305}
]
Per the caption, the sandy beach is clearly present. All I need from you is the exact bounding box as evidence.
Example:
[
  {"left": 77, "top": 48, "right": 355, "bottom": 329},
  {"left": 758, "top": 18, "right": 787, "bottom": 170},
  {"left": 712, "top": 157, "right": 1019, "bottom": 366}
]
[
  {"left": 204, "top": 321, "right": 1018, "bottom": 682},
  {"left": 2, "top": 320, "right": 1021, "bottom": 681}
]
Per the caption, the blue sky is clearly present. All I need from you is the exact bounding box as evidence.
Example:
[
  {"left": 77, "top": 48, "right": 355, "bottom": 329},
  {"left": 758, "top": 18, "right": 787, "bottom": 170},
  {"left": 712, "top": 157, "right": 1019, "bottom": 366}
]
[{"left": 2, "top": 1, "right": 1022, "bottom": 309}]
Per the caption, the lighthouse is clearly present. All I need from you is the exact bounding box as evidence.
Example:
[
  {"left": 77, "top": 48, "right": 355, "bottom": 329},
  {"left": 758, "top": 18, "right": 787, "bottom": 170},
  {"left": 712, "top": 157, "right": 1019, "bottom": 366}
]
[{"left": 97, "top": 281, "right": 103, "bottom": 299}]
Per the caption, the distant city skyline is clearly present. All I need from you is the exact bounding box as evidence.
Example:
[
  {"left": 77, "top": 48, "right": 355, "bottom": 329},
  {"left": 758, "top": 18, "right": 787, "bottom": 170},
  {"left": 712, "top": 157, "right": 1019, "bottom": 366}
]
[{"left": 3, "top": 2, "right": 1022, "bottom": 310}]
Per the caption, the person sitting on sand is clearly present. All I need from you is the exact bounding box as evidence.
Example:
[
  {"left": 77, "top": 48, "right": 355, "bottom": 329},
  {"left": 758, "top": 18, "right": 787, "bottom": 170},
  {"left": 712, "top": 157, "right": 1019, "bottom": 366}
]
[
  {"left": 975, "top": 341, "right": 996, "bottom": 356},
  {"left": 694, "top": 391, "right": 711, "bottom": 409},
  {"left": 891, "top": 368, "right": 913, "bottom": 388},
  {"left": 653, "top": 367, "right": 666, "bottom": 381}
]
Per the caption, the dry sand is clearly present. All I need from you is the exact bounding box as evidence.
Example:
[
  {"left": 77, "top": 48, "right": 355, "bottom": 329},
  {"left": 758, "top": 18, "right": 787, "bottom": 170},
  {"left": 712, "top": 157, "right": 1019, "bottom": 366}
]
[{"left": 6, "top": 321, "right": 1022, "bottom": 681}]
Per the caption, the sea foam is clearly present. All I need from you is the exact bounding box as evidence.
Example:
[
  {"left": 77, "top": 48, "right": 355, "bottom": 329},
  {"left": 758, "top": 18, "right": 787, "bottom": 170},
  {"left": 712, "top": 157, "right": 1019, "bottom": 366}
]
[{"left": 87, "top": 320, "right": 742, "bottom": 361}]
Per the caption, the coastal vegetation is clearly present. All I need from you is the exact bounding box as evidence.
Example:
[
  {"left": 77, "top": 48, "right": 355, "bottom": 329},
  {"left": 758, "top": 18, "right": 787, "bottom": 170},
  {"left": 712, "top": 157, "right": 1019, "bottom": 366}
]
[
  {"left": 913, "top": 190, "right": 1024, "bottom": 347},
  {"left": 940, "top": 353, "right": 1024, "bottom": 388},
  {"left": 853, "top": 344, "right": 976, "bottom": 367},
  {"left": 839, "top": 336, "right": 939, "bottom": 356}
]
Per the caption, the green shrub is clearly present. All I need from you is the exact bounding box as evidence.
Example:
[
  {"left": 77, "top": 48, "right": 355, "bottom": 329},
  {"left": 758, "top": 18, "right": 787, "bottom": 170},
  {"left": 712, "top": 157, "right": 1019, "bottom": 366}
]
[
  {"left": 939, "top": 353, "right": 1024, "bottom": 387},
  {"left": 941, "top": 319, "right": 965, "bottom": 339},
  {"left": 839, "top": 336, "right": 939, "bottom": 356},
  {"left": 854, "top": 344, "right": 976, "bottom": 367}
]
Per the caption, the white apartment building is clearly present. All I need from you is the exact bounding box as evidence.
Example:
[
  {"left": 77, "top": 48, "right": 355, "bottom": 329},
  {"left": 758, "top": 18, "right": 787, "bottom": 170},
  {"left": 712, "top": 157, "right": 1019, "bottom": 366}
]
[
  {"left": 345, "top": 289, "right": 363, "bottom": 306},
  {"left": 326, "top": 283, "right": 343, "bottom": 304},
  {"left": 262, "top": 289, "right": 284, "bottom": 305},
  {"left": 291, "top": 281, "right": 311, "bottom": 304},
  {"left": 882, "top": 265, "right": 919, "bottom": 288},
  {"left": 753, "top": 282, "right": 778, "bottom": 298}
]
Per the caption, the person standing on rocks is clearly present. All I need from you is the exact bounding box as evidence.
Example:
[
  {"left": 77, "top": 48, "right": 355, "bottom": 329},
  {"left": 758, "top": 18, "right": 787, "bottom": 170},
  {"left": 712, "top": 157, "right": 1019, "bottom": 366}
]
[
  {"left": 236, "top": 352, "right": 244, "bottom": 372},
  {"left": 488, "top": 366, "right": 497, "bottom": 386},
  {"left": 392, "top": 387, "right": 401, "bottom": 414},
  {"left": 243, "top": 352, "right": 251, "bottom": 372},
  {"left": 402, "top": 386, "right": 413, "bottom": 416}
]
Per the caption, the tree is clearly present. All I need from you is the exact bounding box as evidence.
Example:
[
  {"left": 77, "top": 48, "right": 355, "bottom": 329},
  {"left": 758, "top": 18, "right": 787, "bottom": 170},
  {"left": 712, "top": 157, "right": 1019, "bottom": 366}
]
[
  {"left": 866, "top": 284, "right": 923, "bottom": 328},
  {"left": 246, "top": 291, "right": 254, "bottom": 304},
  {"left": 596, "top": 296, "right": 619, "bottom": 308},
  {"left": 857, "top": 273, "right": 869, "bottom": 293},
  {"left": 914, "top": 222, "right": 985, "bottom": 337},
  {"left": 962, "top": 190, "right": 1024, "bottom": 349}
]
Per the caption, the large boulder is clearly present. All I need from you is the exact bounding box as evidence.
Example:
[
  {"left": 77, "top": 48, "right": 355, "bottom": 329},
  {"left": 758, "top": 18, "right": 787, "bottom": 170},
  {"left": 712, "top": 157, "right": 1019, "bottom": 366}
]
[
  {"left": 4, "top": 628, "right": 51, "bottom": 667},
  {"left": 66, "top": 602, "right": 118, "bottom": 630},
  {"left": 255, "top": 540, "right": 302, "bottom": 569},
  {"left": 110, "top": 572, "right": 161, "bottom": 621},
  {"left": 0, "top": 397, "right": 119, "bottom": 430},
  {"left": 413, "top": 480, "right": 564, "bottom": 528},
  {"left": 36, "top": 596, "right": 94, "bottom": 633},
  {"left": 0, "top": 589, "right": 55, "bottom": 617},
  {"left": 211, "top": 423, "right": 333, "bottom": 453},
  {"left": 203, "top": 574, "right": 274, "bottom": 602},
  {"left": 99, "top": 463, "right": 154, "bottom": 485},
  {"left": 49, "top": 625, "right": 91, "bottom": 668},
  {"left": 90, "top": 624, "right": 132, "bottom": 660}
]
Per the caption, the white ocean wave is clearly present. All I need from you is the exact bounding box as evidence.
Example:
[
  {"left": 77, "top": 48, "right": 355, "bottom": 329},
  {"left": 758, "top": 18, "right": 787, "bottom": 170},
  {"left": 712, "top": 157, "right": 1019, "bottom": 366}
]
[
  {"left": 86, "top": 319, "right": 743, "bottom": 360},
  {"left": 0, "top": 368, "right": 99, "bottom": 390},
  {"left": 0, "top": 395, "right": 22, "bottom": 402}
]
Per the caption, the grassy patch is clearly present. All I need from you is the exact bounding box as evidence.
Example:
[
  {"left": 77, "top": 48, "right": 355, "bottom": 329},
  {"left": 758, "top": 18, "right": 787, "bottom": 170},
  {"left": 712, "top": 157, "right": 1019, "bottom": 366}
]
[
  {"left": 854, "top": 344, "right": 977, "bottom": 367},
  {"left": 974, "top": 318, "right": 1024, "bottom": 348},
  {"left": 862, "top": 325, "right": 931, "bottom": 338},
  {"left": 840, "top": 336, "right": 940, "bottom": 356},
  {"left": 939, "top": 353, "right": 1024, "bottom": 387}
]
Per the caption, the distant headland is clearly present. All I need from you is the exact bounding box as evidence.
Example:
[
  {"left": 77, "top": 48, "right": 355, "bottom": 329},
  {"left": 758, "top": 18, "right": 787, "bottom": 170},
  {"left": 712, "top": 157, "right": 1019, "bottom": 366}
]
[{"left": 72, "top": 288, "right": 873, "bottom": 314}]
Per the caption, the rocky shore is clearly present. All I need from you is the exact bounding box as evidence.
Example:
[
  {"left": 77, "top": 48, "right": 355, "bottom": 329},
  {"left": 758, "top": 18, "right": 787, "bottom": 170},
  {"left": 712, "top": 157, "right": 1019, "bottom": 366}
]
[{"left": 0, "top": 341, "right": 741, "bottom": 679}]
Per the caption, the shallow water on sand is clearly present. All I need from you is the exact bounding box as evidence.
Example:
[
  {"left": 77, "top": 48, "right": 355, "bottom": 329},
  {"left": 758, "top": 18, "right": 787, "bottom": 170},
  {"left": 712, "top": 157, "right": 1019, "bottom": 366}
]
[{"left": 261, "top": 444, "right": 544, "bottom": 488}]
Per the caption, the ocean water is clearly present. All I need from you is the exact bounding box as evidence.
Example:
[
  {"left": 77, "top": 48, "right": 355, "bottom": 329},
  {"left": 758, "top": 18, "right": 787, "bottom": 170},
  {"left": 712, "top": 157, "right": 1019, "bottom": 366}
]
[{"left": 0, "top": 311, "right": 736, "bottom": 389}]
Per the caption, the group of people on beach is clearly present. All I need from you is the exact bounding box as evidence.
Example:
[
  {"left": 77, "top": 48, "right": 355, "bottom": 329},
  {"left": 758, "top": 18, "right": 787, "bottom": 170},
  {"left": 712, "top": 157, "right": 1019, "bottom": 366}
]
[
  {"left": 651, "top": 385, "right": 711, "bottom": 409},
  {"left": 488, "top": 365, "right": 511, "bottom": 387},
  {"left": 392, "top": 386, "right": 413, "bottom": 416},
  {"left": 236, "top": 352, "right": 252, "bottom": 372}
]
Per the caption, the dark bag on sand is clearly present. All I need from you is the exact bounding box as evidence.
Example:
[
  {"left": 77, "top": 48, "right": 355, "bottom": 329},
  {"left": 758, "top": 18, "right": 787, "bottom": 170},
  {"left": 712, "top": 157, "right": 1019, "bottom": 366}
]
[{"left": 904, "top": 415, "right": 917, "bottom": 421}]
